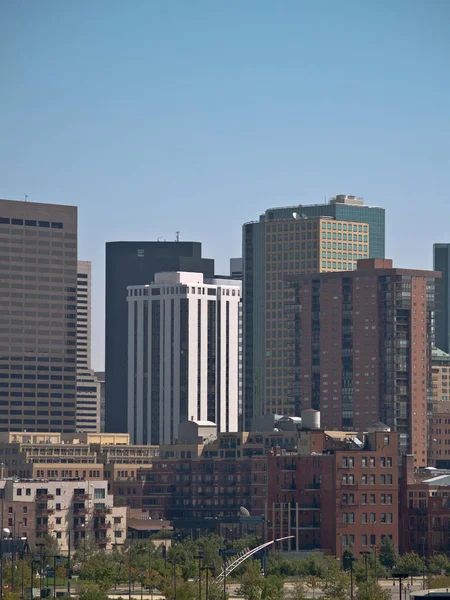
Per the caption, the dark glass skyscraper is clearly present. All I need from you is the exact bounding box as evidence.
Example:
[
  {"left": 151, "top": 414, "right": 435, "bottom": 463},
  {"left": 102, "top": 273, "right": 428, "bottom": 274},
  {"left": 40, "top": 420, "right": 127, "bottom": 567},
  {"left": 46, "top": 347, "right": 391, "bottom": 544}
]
[
  {"left": 105, "top": 241, "right": 214, "bottom": 433},
  {"left": 243, "top": 195, "right": 385, "bottom": 429},
  {"left": 434, "top": 243, "right": 450, "bottom": 353}
]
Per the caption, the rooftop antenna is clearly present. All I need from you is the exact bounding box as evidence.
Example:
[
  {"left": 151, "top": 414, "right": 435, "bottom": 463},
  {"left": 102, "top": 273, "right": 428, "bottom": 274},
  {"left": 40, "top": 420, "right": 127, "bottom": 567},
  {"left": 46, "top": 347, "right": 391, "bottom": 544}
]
[
  {"left": 175, "top": 231, "right": 180, "bottom": 242},
  {"left": 25, "top": 195, "right": 28, "bottom": 202}
]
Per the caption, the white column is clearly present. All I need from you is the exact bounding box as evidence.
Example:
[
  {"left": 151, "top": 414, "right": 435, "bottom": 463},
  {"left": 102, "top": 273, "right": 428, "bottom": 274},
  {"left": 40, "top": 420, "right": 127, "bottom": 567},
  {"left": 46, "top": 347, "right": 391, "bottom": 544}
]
[
  {"left": 127, "top": 296, "right": 136, "bottom": 443},
  {"left": 135, "top": 299, "right": 144, "bottom": 444}
]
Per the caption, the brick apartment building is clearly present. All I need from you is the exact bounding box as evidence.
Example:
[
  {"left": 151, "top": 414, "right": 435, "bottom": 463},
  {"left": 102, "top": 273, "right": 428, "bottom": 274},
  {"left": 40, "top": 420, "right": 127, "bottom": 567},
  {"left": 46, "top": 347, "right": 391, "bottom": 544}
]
[
  {"left": 285, "top": 258, "right": 439, "bottom": 466},
  {"left": 266, "top": 426, "right": 399, "bottom": 556},
  {"left": 400, "top": 454, "right": 450, "bottom": 555},
  {"left": 139, "top": 419, "right": 400, "bottom": 555},
  {"left": 430, "top": 348, "right": 450, "bottom": 468}
]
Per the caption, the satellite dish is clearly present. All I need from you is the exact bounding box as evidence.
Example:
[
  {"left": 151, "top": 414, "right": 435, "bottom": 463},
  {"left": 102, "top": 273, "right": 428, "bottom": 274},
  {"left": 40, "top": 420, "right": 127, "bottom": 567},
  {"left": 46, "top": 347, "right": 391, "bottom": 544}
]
[
  {"left": 240, "top": 507, "right": 250, "bottom": 517},
  {"left": 292, "top": 212, "right": 299, "bottom": 220},
  {"left": 2, "top": 528, "right": 10, "bottom": 538}
]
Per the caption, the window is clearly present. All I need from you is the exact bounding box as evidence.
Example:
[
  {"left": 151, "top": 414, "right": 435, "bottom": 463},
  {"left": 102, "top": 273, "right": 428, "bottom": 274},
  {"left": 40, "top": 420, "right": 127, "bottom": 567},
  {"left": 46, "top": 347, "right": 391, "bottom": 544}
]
[
  {"left": 370, "top": 474, "right": 376, "bottom": 485},
  {"left": 362, "top": 457, "right": 367, "bottom": 467},
  {"left": 17, "top": 489, "right": 22, "bottom": 496},
  {"left": 342, "top": 535, "right": 348, "bottom": 546},
  {"left": 362, "top": 513, "right": 368, "bottom": 524},
  {"left": 56, "top": 532, "right": 62, "bottom": 539},
  {"left": 362, "top": 474, "right": 368, "bottom": 484},
  {"left": 362, "top": 494, "right": 367, "bottom": 504},
  {"left": 380, "top": 457, "right": 386, "bottom": 467},
  {"left": 370, "top": 457, "right": 375, "bottom": 467},
  {"left": 370, "top": 494, "right": 376, "bottom": 504},
  {"left": 56, "top": 488, "right": 61, "bottom": 496},
  {"left": 56, "top": 504, "right": 61, "bottom": 511},
  {"left": 381, "top": 513, "right": 386, "bottom": 523},
  {"left": 387, "top": 457, "right": 393, "bottom": 467},
  {"left": 26, "top": 489, "right": 31, "bottom": 496},
  {"left": 349, "top": 457, "right": 354, "bottom": 467},
  {"left": 370, "top": 513, "right": 376, "bottom": 524},
  {"left": 362, "top": 534, "right": 368, "bottom": 546},
  {"left": 94, "top": 488, "right": 105, "bottom": 499}
]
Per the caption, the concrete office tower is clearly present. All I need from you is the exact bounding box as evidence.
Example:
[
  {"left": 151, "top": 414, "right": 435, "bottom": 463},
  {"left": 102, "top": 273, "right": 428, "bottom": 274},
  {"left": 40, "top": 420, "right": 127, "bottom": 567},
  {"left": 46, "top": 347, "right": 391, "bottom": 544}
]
[
  {"left": 0, "top": 198, "right": 78, "bottom": 432},
  {"left": 127, "top": 272, "right": 240, "bottom": 445},
  {"left": 434, "top": 244, "right": 450, "bottom": 353},
  {"left": 105, "top": 242, "right": 214, "bottom": 433},
  {"left": 94, "top": 371, "right": 105, "bottom": 432},
  {"left": 243, "top": 195, "right": 385, "bottom": 428},
  {"left": 76, "top": 261, "right": 100, "bottom": 432},
  {"left": 284, "top": 258, "right": 439, "bottom": 467}
]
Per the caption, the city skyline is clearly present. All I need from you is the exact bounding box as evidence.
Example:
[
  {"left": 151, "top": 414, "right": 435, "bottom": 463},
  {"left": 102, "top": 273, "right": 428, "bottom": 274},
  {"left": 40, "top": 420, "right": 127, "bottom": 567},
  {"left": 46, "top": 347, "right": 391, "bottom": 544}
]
[{"left": 2, "top": 1, "right": 450, "bottom": 370}]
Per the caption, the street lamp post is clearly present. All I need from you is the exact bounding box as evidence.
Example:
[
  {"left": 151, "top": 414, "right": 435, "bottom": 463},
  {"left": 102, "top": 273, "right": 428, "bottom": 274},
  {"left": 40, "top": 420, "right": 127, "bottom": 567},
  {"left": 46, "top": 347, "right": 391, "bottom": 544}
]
[
  {"left": 128, "top": 537, "right": 133, "bottom": 600},
  {"left": 67, "top": 530, "right": 71, "bottom": 596},
  {"left": 21, "top": 549, "right": 25, "bottom": 600},
  {"left": 201, "top": 566, "right": 212, "bottom": 600},
  {"left": 421, "top": 536, "right": 426, "bottom": 590},
  {"left": 392, "top": 572, "right": 409, "bottom": 600},
  {"left": 360, "top": 551, "right": 370, "bottom": 585},
  {"left": 194, "top": 553, "right": 203, "bottom": 600}
]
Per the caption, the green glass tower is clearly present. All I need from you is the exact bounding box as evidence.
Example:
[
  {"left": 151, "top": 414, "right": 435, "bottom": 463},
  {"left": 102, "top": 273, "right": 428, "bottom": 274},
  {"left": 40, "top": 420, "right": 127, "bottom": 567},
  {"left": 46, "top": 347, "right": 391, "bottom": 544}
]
[{"left": 243, "top": 195, "right": 385, "bottom": 429}]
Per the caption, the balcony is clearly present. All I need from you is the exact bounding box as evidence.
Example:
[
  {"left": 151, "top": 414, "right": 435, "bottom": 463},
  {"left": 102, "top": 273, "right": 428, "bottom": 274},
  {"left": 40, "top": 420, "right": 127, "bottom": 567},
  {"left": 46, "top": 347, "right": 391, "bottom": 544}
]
[
  {"left": 37, "top": 494, "right": 55, "bottom": 501},
  {"left": 298, "top": 523, "right": 320, "bottom": 529},
  {"left": 36, "top": 508, "right": 54, "bottom": 516},
  {"left": 305, "top": 483, "right": 321, "bottom": 490},
  {"left": 73, "top": 508, "right": 87, "bottom": 516},
  {"left": 97, "top": 536, "right": 111, "bottom": 545},
  {"left": 94, "top": 522, "right": 111, "bottom": 531},
  {"left": 36, "top": 523, "right": 54, "bottom": 532},
  {"left": 298, "top": 504, "right": 321, "bottom": 510},
  {"left": 93, "top": 508, "right": 112, "bottom": 516},
  {"left": 73, "top": 493, "right": 89, "bottom": 501}
]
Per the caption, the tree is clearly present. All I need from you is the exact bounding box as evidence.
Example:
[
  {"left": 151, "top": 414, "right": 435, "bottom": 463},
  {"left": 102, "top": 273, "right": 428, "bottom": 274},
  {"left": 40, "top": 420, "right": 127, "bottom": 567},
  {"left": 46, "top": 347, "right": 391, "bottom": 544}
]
[
  {"left": 287, "top": 579, "right": 308, "bottom": 600},
  {"left": 428, "top": 554, "right": 450, "bottom": 575},
  {"left": 355, "top": 580, "right": 392, "bottom": 600},
  {"left": 238, "top": 561, "right": 264, "bottom": 600},
  {"left": 261, "top": 575, "right": 284, "bottom": 600},
  {"left": 322, "top": 569, "right": 351, "bottom": 600},
  {"left": 77, "top": 583, "right": 109, "bottom": 600},
  {"left": 78, "top": 551, "right": 115, "bottom": 591},
  {"left": 378, "top": 536, "right": 397, "bottom": 570},
  {"left": 35, "top": 534, "right": 60, "bottom": 566},
  {"left": 306, "top": 576, "right": 318, "bottom": 599},
  {"left": 396, "top": 552, "right": 424, "bottom": 576},
  {"left": 342, "top": 550, "right": 356, "bottom": 572}
]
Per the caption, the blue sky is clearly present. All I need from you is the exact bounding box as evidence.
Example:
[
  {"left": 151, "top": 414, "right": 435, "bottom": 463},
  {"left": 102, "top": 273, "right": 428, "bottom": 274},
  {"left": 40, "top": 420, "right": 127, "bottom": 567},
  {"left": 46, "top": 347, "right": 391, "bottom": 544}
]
[{"left": 1, "top": 0, "right": 450, "bottom": 370}]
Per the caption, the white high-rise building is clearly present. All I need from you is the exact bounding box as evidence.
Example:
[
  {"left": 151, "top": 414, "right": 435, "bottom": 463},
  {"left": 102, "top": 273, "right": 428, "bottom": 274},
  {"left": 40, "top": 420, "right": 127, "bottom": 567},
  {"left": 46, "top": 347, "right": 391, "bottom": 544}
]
[
  {"left": 127, "top": 272, "right": 241, "bottom": 444},
  {"left": 76, "top": 261, "right": 100, "bottom": 432}
]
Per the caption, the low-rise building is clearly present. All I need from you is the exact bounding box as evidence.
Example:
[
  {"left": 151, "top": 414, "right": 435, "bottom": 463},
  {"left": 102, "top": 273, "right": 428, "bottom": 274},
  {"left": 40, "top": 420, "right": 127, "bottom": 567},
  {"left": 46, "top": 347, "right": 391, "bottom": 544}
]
[
  {"left": 1, "top": 478, "right": 126, "bottom": 552},
  {"left": 267, "top": 425, "right": 399, "bottom": 556}
]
